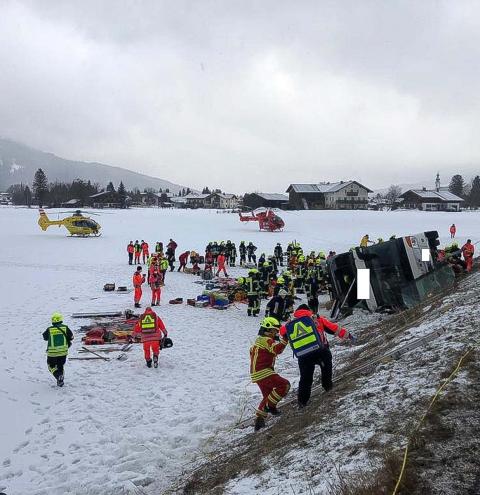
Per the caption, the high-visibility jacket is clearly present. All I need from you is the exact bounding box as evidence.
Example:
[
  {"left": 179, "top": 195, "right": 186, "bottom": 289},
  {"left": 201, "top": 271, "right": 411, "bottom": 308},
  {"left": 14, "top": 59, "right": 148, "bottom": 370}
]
[
  {"left": 360, "top": 236, "right": 369, "bottom": 247},
  {"left": 142, "top": 242, "right": 149, "bottom": 254},
  {"left": 217, "top": 254, "right": 226, "bottom": 268},
  {"left": 280, "top": 308, "right": 351, "bottom": 358},
  {"left": 134, "top": 243, "right": 142, "bottom": 253},
  {"left": 160, "top": 259, "right": 169, "bottom": 271},
  {"left": 127, "top": 244, "right": 134, "bottom": 254},
  {"left": 249, "top": 336, "right": 287, "bottom": 382},
  {"left": 450, "top": 225, "right": 456, "bottom": 234},
  {"left": 132, "top": 309, "right": 167, "bottom": 343},
  {"left": 43, "top": 324, "right": 73, "bottom": 357},
  {"left": 244, "top": 277, "right": 259, "bottom": 295}
]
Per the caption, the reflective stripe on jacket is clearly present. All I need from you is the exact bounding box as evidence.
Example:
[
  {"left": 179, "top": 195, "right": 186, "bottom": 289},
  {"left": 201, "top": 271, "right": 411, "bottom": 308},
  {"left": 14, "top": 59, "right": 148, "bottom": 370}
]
[
  {"left": 45, "top": 325, "right": 70, "bottom": 357},
  {"left": 249, "top": 336, "right": 287, "bottom": 382}
]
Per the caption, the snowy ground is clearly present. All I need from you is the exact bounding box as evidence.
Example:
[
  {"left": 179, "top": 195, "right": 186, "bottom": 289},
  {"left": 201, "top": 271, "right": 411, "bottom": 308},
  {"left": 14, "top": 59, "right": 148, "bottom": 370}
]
[{"left": 0, "top": 207, "right": 479, "bottom": 495}]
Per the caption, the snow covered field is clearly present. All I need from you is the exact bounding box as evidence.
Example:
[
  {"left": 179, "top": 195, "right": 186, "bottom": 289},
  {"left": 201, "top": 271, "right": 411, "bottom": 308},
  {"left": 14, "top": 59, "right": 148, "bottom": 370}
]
[{"left": 0, "top": 207, "right": 479, "bottom": 495}]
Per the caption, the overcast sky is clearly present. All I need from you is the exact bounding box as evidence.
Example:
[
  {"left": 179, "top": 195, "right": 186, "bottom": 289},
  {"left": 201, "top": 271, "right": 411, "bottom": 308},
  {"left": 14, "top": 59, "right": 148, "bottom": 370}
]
[{"left": 1, "top": 1, "right": 480, "bottom": 193}]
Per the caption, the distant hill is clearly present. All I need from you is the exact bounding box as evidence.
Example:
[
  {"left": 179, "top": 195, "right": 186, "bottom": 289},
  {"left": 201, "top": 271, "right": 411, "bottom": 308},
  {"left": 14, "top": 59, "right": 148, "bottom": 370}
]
[{"left": 0, "top": 138, "right": 190, "bottom": 193}]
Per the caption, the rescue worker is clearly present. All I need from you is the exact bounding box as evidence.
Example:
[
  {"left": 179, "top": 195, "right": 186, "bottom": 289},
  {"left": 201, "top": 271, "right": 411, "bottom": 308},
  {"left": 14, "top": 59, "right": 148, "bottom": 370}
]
[
  {"left": 155, "top": 241, "right": 164, "bottom": 254},
  {"left": 360, "top": 234, "right": 373, "bottom": 247},
  {"left": 166, "top": 245, "right": 175, "bottom": 272},
  {"left": 133, "top": 266, "right": 146, "bottom": 308},
  {"left": 132, "top": 307, "right": 168, "bottom": 368},
  {"left": 160, "top": 257, "right": 169, "bottom": 283},
  {"left": 244, "top": 269, "right": 260, "bottom": 316},
  {"left": 265, "top": 289, "right": 288, "bottom": 321},
  {"left": 127, "top": 241, "right": 134, "bottom": 265},
  {"left": 150, "top": 269, "right": 162, "bottom": 306},
  {"left": 178, "top": 251, "right": 190, "bottom": 272},
  {"left": 239, "top": 241, "right": 247, "bottom": 266},
  {"left": 216, "top": 252, "right": 229, "bottom": 277},
  {"left": 450, "top": 224, "right": 456, "bottom": 238},
  {"left": 461, "top": 239, "right": 475, "bottom": 272},
  {"left": 305, "top": 272, "right": 320, "bottom": 314},
  {"left": 250, "top": 317, "right": 290, "bottom": 431},
  {"left": 43, "top": 313, "right": 74, "bottom": 387},
  {"left": 134, "top": 240, "right": 141, "bottom": 264},
  {"left": 274, "top": 243, "right": 284, "bottom": 267},
  {"left": 229, "top": 242, "right": 237, "bottom": 267},
  {"left": 141, "top": 240, "right": 149, "bottom": 264},
  {"left": 280, "top": 304, "right": 355, "bottom": 408},
  {"left": 167, "top": 238, "right": 178, "bottom": 255},
  {"left": 247, "top": 242, "right": 257, "bottom": 265}
]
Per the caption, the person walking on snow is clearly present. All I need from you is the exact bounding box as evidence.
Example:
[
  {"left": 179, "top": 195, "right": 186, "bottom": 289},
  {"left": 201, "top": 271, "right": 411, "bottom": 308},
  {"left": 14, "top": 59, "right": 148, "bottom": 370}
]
[
  {"left": 216, "top": 252, "right": 229, "bottom": 277},
  {"left": 127, "top": 241, "right": 134, "bottom": 265},
  {"left": 134, "top": 240, "right": 141, "bottom": 264},
  {"left": 43, "top": 313, "right": 74, "bottom": 387},
  {"left": 141, "top": 240, "right": 149, "bottom": 264},
  {"left": 132, "top": 307, "right": 168, "bottom": 368},
  {"left": 133, "top": 266, "right": 146, "bottom": 308},
  {"left": 178, "top": 251, "right": 190, "bottom": 272},
  {"left": 150, "top": 269, "right": 162, "bottom": 305},
  {"left": 461, "top": 239, "right": 475, "bottom": 272},
  {"left": 280, "top": 304, "right": 355, "bottom": 408},
  {"left": 450, "top": 224, "right": 456, "bottom": 238},
  {"left": 250, "top": 317, "right": 290, "bottom": 431}
]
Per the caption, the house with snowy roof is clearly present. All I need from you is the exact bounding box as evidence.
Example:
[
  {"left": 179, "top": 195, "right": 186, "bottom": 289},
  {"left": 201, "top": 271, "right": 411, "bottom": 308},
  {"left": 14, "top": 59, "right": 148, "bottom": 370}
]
[
  {"left": 286, "top": 181, "right": 372, "bottom": 210},
  {"left": 400, "top": 174, "right": 464, "bottom": 211}
]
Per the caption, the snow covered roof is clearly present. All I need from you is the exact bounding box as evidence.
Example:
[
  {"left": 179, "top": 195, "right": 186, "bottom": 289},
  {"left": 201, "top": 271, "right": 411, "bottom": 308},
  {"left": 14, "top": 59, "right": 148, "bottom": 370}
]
[
  {"left": 403, "top": 189, "right": 464, "bottom": 202},
  {"left": 62, "top": 198, "right": 81, "bottom": 205},
  {"left": 287, "top": 181, "right": 372, "bottom": 194},
  {"left": 184, "top": 194, "right": 209, "bottom": 200},
  {"left": 287, "top": 184, "right": 321, "bottom": 193},
  {"left": 255, "top": 193, "right": 288, "bottom": 201}
]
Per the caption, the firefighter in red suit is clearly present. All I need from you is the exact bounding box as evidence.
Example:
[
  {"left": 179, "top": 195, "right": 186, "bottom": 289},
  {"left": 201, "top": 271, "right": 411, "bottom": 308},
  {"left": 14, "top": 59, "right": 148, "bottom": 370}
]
[
  {"left": 132, "top": 307, "right": 167, "bottom": 368},
  {"left": 449, "top": 223, "right": 456, "bottom": 238},
  {"left": 132, "top": 266, "right": 146, "bottom": 308},
  {"left": 250, "top": 317, "right": 290, "bottom": 431},
  {"left": 178, "top": 251, "right": 190, "bottom": 272},
  {"left": 461, "top": 239, "right": 475, "bottom": 272},
  {"left": 216, "top": 253, "right": 229, "bottom": 277},
  {"left": 150, "top": 269, "right": 162, "bottom": 306}
]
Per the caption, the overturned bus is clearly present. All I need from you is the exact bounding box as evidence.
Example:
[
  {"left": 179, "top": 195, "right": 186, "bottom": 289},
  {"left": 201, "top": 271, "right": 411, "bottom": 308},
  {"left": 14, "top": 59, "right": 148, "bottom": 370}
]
[{"left": 328, "top": 231, "right": 455, "bottom": 318}]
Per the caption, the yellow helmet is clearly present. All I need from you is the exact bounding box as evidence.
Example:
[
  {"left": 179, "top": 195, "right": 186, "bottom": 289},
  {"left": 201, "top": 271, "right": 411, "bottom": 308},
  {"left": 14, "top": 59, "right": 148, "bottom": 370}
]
[
  {"left": 237, "top": 277, "right": 245, "bottom": 285},
  {"left": 51, "top": 312, "right": 63, "bottom": 323},
  {"left": 261, "top": 317, "right": 280, "bottom": 329}
]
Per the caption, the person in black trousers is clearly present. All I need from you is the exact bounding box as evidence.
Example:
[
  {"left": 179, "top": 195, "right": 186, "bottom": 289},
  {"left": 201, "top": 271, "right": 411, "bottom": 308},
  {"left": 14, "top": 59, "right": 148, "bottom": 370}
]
[{"left": 280, "top": 305, "right": 356, "bottom": 407}]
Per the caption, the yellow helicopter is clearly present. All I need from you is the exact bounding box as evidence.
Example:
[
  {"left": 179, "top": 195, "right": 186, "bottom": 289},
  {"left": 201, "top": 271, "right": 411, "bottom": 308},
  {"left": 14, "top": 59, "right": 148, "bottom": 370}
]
[{"left": 38, "top": 209, "right": 102, "bottom": 237}]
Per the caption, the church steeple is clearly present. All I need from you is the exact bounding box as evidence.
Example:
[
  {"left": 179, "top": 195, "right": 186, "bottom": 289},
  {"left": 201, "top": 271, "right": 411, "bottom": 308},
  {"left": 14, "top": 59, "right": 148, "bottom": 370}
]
[{"left": 435, "top": 172, "right": 440, "bottom": 192}]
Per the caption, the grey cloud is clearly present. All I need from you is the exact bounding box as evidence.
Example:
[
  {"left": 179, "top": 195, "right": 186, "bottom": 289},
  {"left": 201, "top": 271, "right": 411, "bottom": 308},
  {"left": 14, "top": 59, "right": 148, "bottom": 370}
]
[{"left": 1, "top": 0, "right": 480, "bottom": 192}]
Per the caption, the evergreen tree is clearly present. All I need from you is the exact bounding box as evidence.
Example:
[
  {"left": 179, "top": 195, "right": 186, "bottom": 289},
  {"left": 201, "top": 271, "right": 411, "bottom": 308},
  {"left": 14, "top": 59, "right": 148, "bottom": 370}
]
[
  {"left": 202, "top": 186, "right": 211, "bottom": 194},
  {"left": 186, "top": 187, "right": 191, "bottom": 195},
  {"left": 449, "top": 175, "right": 465, "bottom": 197},
  {"left": 118, "top": 181, "right": 127, "bottom": 208},
  {"left": 166, "top": 188, "right": 170, "bottom": 193},
  {"left": 469, "top": 175, "right": 480, "bottom": 208},
  {"left": 33, "top": 168, "right": 48, "bottom": 206},
  {"left": 24, "top": 185, "right": 32, "bottom": 207},
  {"left": 106, "top": 181, "right": 116, "bottom": 193}
]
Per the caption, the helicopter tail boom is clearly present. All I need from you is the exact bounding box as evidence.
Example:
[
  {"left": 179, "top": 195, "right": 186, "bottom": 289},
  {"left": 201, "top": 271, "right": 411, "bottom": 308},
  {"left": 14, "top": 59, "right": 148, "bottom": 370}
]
[{"left": 38, "top": 209, "right": 63, "bottom": 230}]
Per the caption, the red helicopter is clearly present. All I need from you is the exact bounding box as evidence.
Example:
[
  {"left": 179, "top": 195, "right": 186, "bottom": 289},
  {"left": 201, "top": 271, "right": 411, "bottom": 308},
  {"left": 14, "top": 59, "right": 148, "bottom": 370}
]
[{"left": 239, "top": 208, "right": 285, "bottom": 232}]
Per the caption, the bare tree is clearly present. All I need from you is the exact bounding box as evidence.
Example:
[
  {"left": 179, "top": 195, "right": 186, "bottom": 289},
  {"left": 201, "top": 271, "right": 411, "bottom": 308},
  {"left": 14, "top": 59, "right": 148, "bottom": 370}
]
[{"left": 385, "top": 185, "right": 402, "bottom": 209}]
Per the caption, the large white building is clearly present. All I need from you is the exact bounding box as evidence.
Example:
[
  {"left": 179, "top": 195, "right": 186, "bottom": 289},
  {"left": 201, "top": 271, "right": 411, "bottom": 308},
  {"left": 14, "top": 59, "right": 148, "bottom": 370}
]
[{"left": 286, "top": 181, "right": 372, "bottom": 210}]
